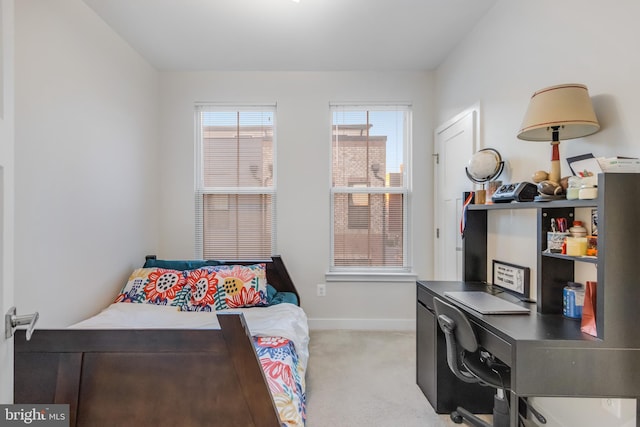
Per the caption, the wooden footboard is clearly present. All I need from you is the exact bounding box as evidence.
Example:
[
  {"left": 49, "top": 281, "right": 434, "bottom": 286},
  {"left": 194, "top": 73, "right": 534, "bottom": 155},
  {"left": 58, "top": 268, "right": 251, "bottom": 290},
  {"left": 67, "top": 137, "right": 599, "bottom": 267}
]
[{"left": 14, "top": 313, "right": 281, "bottom": 427}]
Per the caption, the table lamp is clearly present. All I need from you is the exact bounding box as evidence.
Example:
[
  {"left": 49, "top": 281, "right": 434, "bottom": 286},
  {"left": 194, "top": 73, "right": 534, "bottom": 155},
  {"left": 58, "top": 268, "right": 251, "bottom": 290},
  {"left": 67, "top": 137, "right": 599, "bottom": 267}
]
[{"left": 517, "top": 83, "right": 600, "bottom": 183}]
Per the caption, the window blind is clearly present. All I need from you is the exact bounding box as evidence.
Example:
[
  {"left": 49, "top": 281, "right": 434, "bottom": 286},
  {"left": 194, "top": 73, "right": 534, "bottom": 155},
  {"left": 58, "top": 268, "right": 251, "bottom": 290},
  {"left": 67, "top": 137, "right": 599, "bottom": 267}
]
[
  {"left": 330, "top": 104, "right": 411, "bottom": 271},
  {"left": 195, "top": 105, "right": 276, "bottom": 259}
]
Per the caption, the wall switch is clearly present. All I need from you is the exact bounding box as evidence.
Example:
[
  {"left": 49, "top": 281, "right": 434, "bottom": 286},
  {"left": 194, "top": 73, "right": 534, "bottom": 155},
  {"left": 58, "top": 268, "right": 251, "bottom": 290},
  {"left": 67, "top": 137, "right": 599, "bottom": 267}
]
[
  {"left": 317, "top": 283, "right": 326, "bottom": 297},
  {"left": 601, "top": 398, "right": 622, "bottom": 418}
]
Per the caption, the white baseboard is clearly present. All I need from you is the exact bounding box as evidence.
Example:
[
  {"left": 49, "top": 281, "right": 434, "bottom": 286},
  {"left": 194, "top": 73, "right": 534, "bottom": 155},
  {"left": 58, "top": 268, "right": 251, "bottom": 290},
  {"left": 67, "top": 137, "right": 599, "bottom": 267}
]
[{"left": 307, "top": 318, "right": 415, "bottom": 331}]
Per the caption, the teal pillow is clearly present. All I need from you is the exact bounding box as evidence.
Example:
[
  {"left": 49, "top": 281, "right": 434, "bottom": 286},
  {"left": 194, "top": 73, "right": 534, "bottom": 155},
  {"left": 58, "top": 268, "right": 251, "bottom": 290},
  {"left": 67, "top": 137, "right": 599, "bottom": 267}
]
[
  {"left": 270, "top": 291, "right": 299, "bottom": 306},
  {"left": 267, "top": 284, "right": 278, "bottom": 300},
  {"left": 143, "top": 259, "right": 221, "bottom": 270},
  {"left": 266, "top": 284, "right": 299, "bottom": 306}
]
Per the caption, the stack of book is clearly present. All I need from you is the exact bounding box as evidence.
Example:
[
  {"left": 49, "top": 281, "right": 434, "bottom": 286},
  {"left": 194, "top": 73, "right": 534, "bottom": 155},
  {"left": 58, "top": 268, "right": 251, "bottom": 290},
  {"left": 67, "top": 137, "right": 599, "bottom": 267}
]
[{"left": 597, "top": 157, "right": 640, "bottom": 173}]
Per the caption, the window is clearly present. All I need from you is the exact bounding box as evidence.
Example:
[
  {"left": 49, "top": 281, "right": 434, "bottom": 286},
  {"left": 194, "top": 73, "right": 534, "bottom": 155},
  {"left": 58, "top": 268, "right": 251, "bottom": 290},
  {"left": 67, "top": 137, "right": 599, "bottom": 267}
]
[
  {"left": 330, "top": 104, "right": 411, "bottom": 272},
  {"left": 195, "top": 105, "right": 276, "bottom": 259}
]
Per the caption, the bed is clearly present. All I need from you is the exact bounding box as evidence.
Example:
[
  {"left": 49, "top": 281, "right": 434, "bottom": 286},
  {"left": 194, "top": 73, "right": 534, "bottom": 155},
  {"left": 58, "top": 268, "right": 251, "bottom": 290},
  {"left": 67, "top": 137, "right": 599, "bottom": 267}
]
[{"left": 14, "top": 255, "right": 308, "bottom": 427}]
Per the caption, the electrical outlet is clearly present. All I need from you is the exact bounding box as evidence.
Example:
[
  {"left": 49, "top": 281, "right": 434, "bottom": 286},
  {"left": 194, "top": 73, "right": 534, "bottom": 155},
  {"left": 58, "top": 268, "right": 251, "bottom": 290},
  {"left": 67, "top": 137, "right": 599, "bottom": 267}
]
[
  {"left": 601, "top": 398, "right": 622, "bottom": 418},
  {"left": 317, "top": 283, "right": 326, "bottom": 297}
]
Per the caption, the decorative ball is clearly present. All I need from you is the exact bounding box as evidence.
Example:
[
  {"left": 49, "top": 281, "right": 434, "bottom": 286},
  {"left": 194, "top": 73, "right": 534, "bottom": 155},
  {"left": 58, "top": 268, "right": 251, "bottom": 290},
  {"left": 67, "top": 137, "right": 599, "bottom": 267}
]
[
  {"left": 532, "top": 170, "right": 549, "bottom": 183},
  {"left": 537, "top": 180, "right": 563, "bottom": 196}
]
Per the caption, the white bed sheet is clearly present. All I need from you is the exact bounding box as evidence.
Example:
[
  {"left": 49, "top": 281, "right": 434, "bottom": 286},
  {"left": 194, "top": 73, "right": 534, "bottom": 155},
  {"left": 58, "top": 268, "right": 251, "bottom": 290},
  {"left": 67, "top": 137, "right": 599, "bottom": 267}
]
[{"left": 70, "top": 302, "right": 310, "bottom": 368}]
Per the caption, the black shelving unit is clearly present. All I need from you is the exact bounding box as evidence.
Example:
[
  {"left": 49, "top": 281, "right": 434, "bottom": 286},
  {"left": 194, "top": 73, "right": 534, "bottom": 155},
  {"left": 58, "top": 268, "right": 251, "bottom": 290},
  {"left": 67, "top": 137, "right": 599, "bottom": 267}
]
[
  {"left": 463, "top": 173, "right": 640, "bottom": 343},
  {"left": 417, "top": 174, "right": 640, "bottom": 421}
]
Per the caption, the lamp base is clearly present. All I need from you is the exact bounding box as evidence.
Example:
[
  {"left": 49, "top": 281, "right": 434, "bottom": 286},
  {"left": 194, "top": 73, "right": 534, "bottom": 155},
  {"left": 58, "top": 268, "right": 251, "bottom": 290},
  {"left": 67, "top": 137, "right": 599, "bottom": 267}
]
[{"left": 549, "top": 142, "right": 561, "bottom": 183}]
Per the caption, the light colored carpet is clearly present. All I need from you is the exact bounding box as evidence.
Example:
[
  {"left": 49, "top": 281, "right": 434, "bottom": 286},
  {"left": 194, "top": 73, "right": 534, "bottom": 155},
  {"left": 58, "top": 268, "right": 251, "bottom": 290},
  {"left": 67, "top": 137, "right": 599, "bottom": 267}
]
[{"left": 305, "top": 329, "right": 456, "bottom": 427}]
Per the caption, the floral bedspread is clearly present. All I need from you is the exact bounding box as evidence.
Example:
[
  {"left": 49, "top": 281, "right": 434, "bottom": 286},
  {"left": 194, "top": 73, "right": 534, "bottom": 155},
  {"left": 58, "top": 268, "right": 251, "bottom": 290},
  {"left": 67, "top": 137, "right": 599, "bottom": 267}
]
[{"left": 254, "top": 336, "right": 306, "bottom": 427}]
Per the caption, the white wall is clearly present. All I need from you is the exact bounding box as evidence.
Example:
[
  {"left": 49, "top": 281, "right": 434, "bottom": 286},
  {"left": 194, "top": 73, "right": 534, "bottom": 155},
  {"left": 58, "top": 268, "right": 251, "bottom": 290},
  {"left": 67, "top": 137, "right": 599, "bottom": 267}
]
[
  {"left": 435, "top": 1, "right": 639, "bottom": 425},
  {"left": 436, "top": 1, "right": 640, "bottom": 178},
  {"left": 14, "top": 0, "right": 160, "bottom": 327},
  {"left": 159, "top": 71, "right": 434, "bottom": 329}
]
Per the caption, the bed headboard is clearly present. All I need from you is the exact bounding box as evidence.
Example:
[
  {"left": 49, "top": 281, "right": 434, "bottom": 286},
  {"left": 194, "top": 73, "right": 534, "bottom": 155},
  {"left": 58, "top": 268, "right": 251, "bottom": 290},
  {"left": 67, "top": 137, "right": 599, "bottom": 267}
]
[{"left": 144, "top": 255, "right": 300, "bottom": 305}]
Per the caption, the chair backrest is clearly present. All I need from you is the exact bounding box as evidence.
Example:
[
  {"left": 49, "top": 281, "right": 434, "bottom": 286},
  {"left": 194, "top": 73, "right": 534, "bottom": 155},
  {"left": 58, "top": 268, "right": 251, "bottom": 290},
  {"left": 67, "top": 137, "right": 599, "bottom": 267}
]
[
  {"left": 433, "top": 296, "right": 479, "bottom": 353},
  {"left": 433, "top": 296, "right": 481, "bottom": 383}
]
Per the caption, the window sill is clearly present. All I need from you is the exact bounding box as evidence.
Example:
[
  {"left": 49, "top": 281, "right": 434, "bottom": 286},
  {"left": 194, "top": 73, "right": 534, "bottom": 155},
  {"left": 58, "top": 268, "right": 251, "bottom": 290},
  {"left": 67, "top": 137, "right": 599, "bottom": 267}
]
[{"left": 325, "top": 271, "right": 417, "bottom": 283}]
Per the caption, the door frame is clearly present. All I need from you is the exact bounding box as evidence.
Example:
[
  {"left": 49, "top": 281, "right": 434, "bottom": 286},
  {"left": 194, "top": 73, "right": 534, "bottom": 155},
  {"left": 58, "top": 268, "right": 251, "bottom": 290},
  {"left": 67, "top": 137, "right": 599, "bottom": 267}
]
[
  {"left": 433, "top": 103, "right": 480, "bottom": 280},
  {"left": 0, "top": 0, "right": 15, "bottom": 404}
]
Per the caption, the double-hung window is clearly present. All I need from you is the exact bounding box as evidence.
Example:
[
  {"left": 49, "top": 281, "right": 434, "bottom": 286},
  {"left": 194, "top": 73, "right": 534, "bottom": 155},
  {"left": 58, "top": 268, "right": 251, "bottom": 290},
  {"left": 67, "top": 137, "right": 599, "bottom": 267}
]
[
  {"left": 195, "top": 105, "right": 276, "bottom": 259},
  {"left": 330, "top": 104, "right": 412, "bottom": 274}
]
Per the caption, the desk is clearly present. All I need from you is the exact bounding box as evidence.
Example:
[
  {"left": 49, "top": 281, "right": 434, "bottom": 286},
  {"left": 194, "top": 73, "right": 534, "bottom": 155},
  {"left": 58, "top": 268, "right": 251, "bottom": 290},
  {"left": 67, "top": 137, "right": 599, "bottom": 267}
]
[{"left": 417, "top": 280, "right": 640, "bottom": 427}]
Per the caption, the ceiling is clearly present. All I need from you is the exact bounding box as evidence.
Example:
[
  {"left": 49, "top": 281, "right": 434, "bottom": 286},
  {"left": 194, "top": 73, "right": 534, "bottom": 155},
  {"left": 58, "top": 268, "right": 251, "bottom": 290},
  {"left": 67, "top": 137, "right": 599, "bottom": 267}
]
[{"left": 82, "top": 0, "right": 496, "bottom": 72}]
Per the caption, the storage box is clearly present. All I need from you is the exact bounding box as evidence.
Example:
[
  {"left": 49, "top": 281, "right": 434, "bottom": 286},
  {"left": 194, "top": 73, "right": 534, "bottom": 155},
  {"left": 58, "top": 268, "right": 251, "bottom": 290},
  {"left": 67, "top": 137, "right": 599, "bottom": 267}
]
[{"left": 547, "top": 232, "right": 569, "bottom": 253}]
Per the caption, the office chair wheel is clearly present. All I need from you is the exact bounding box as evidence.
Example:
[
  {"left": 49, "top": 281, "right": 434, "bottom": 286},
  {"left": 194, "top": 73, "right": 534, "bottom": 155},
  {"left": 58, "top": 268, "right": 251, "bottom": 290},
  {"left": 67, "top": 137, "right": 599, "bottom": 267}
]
[{"left": 450, "top": 411, "right": 463, "bottom": 424}]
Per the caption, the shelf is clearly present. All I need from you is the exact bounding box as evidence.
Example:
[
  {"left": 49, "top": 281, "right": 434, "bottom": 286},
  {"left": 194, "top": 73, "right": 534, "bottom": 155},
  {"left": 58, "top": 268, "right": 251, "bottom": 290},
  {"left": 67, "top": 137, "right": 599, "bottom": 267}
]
[
  {"left": 462, "top": 174, "right": 640, "bottom": 343},
  {"left": 542, "top": 252, "right": 598, "bottom": 264},
  {"left": 467, "top": 199, "right": 597, "bottom": 211}
]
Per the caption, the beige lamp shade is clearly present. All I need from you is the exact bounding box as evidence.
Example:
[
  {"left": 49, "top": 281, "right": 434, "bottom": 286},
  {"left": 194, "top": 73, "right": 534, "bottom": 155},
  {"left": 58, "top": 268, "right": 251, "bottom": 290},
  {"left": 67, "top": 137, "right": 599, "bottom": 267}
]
[{"left": 517, "top": 83, "right": 600, "bottom": 141}]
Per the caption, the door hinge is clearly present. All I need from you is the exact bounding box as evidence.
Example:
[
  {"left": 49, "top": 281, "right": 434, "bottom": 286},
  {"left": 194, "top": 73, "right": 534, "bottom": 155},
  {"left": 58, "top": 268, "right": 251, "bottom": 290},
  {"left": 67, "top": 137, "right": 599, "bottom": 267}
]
[
  {"left": 433, "top": 153, "right": 439, "bottom": 164},
  {"left": 436, "top": 228, "right": 440, "bottom": 238}
]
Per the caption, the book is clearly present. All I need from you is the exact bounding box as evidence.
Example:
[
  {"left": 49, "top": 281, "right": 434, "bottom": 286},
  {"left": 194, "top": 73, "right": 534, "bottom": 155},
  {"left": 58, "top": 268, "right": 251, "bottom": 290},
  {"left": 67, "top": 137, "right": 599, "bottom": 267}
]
[{"left": 597, "top": 157, "right": 640, "bottom": 172}]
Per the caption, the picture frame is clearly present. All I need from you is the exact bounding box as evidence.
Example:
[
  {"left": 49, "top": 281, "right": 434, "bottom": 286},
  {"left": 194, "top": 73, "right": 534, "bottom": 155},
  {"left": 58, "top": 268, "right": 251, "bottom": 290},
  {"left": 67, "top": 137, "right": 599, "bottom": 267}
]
[
  {"left": 566, "top": 153, "right": 603, "bottom": 177},
  {"left": 492, "top": 260, "right": 530, "bottom": 297}
]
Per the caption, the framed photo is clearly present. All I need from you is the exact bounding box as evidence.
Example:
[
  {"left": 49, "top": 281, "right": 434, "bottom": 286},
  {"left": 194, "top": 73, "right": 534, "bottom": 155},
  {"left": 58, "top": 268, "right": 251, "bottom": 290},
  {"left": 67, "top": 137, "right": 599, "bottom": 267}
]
[
  {"left": 566, "top": 153, "right": 603, "bottom": 177},
  {"left": 492, "top": 260, "right": 530, "bottom": 297}
]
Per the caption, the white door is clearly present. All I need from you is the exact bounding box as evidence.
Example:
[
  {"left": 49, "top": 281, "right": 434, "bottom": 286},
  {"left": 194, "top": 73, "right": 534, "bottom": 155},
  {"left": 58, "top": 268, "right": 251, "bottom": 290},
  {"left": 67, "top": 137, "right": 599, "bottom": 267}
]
[
  {"left": 0, "top": 0, "right": 15, "bottom": 404},
  {"left": 434, "top": 105, "right": 478, "bottom": 280}
]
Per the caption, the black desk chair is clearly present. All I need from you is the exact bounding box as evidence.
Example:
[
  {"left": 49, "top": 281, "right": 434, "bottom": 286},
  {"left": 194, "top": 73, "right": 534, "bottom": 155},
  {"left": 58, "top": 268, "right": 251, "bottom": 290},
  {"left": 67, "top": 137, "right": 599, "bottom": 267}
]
[{"left": 433, "top": 296, "right": 546, "bottom": 427}]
